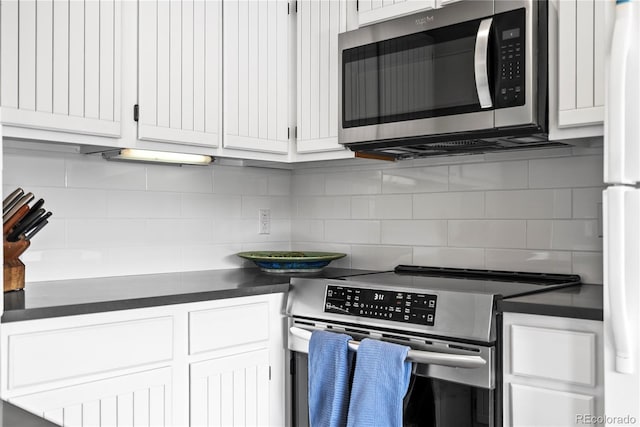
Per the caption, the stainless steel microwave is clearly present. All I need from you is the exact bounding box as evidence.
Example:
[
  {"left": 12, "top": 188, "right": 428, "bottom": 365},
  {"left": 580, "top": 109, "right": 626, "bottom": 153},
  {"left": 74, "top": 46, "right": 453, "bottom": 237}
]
[{"left": 338, "top": 0, "right": 559, "bottom": 159}]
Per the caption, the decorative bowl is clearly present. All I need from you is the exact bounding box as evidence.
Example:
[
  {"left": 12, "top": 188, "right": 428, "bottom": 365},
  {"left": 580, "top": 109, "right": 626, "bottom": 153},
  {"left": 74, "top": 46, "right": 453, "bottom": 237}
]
[{"left": 236, "top": 251, "right": 346, "bottom": 273}]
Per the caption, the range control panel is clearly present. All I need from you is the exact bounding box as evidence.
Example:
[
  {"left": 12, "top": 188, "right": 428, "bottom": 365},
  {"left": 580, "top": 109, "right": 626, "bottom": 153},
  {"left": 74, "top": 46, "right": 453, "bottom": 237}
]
[{"left": 324, "top": 285, "right": 437, "bottom": 326}]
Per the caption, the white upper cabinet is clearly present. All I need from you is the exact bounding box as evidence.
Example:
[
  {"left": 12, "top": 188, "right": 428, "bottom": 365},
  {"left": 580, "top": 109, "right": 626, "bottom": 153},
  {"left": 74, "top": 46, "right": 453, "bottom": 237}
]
[
  {"left": 223, "top": 0, "right": 290, "bottom": 155},
  {"left": 138, "top": 0, "right": 222, "bottom": 147},
  {"left": 0, "top": 0, "right": 121, "bottom": 137},
  {"left": 357, "top": 0, "right": 435, "bottom": 27},
  {"left": 549, "top": 0, "right": 613, "bottom": 140},
  {"left": 296, "top": 0, "right": 348, "bottom": 154}
]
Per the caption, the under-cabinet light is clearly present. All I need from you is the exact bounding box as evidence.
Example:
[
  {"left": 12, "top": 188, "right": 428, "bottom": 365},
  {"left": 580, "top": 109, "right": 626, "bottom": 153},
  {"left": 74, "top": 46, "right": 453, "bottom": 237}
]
[{"left": 102, "top": 148, "right": 213, "bottom": 166}]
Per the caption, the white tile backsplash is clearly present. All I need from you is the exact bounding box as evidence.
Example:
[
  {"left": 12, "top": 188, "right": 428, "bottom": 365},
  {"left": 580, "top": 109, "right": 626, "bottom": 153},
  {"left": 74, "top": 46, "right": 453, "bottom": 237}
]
[
  {"left": 381, "top": 220, "right": 448, "bottom": 246},
  {"left": 413, "top": 192, "right": 484, "bottom": 219},
  {"left": 449, "top": 161, "right": 529, "bottom": 190},
  {"left": 485, "top": 189, "right": 572, "bottom": 219},
  {"left": 351, "top": 195, "right": 412, "bottom": 219},
  {"left": 448, "top": 220, "right": 526, "bottom": 248},
  {"left": 5, "top": 146, "right": 604, "bottom": 284}
]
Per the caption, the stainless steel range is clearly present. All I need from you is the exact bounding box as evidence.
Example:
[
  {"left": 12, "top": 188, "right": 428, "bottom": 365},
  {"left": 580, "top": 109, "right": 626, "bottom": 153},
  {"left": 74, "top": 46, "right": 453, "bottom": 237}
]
[{"left": 286, "top": 265, "right": 580, "bottom": 427}]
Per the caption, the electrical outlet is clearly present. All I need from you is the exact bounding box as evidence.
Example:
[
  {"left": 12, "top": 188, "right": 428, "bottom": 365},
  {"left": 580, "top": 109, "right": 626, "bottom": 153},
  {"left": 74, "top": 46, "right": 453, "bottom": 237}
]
[{"left": 259, "top": 208, "right": 271, "bottom": 234}]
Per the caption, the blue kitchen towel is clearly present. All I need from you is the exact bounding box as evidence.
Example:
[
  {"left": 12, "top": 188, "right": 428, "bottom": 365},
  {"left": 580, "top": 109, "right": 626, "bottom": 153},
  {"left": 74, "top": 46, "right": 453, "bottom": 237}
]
[
  {"left": 346, "top": 338, "right": 412, "bottom": 427},
  {"left": 308, "top": 330, "right": 354, "bottom": 427}
]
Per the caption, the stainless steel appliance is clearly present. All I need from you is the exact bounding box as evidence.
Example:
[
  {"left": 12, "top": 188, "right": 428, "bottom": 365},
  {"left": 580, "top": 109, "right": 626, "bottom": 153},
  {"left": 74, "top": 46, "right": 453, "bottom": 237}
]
[
  {"left": 286, "top": 265, "right": 580, "bottom": 426},
  {"left": 338, "top": 0, "right": 559, "bottom": 159}
]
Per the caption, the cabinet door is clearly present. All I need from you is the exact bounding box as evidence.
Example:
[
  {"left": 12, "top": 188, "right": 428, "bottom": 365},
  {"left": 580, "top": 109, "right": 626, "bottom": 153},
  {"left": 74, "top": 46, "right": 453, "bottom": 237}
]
[
  {"left": 296, "top": 0, "right": 347, "bottom": 153},
  {"left": 223, "top": 0, "right": 290, "bottom": 154},
  {"left": 190, "top": 350, "right": 270, "bottom": 427},
  {"left": 10, "top": 367, "right": 172, "bottom": 427},
  {"left": 138, "top": 0, "right": 221, "bottom": 147},
  {"left": 357, "top": 0, "right": 435, "bottom": 27},
  {"left": 556, "top": 0, "right": 609, "bottom": 128},
  {"left": 0, "top": 0, "right": 121, "bottom": 137}
]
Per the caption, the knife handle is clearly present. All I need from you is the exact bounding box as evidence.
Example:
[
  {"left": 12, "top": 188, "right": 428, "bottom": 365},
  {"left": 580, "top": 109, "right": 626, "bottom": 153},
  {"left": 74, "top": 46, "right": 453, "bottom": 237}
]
[
  {"left": 3, "top": 205, "right": 30, "bottom": 237},
  {"left": 3, "top": 188, "right": 24, "bottom": 213}
]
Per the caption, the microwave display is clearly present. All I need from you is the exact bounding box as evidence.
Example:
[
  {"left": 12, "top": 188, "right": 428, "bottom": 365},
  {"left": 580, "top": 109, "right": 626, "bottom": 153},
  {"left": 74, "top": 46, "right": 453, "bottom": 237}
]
[{"left": 341, "top": 8, "right": 526, "bottom": 129}]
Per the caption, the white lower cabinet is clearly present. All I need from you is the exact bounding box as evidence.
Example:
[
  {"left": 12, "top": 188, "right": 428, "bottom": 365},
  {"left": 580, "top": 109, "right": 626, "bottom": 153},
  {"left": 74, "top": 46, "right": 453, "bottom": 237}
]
[
  {"left": 190, "top": 350, "right": 270, "bottom": 427},
  {"left": 503, "top": 312, "right": 603, "bottom": 427},
  {"left": 10, "top": 368, "right": 172, "bottom": 426},
  {"left": 0, "top": 293, "right": 286, "bottom": 427}
]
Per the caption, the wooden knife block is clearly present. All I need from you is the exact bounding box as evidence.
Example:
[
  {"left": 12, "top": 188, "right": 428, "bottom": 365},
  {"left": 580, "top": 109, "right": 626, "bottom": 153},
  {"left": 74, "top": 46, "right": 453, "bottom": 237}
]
[{"left": 3, "top": 239, "right": 29, "bottom": 292}]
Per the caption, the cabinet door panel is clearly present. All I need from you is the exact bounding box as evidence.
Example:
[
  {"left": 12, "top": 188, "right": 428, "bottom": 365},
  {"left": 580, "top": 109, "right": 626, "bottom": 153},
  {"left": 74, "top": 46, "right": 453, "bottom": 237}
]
[
  {"left": 296, "top": 0, "right": 347, "bottom": 153},
  {"left": 0, "top": 0, "right": 121, "bottom": 136},
  {"left": 190, "top": 350, "right": 269, "bottom": 427},
  {"left": 10, "top": 368, "right": 171, "bottom": 427},
  {"left": 224, "top": 0, "right": 289, "bottom": 154},
  {"left": 556, "top": 0, "right": 607, "bottom": 129},
  {"left": 138, "top": 0, "right": 221, "bottom": 147},
  {"left": 510, "top": 384, "right": 594, "bottom": 427}
]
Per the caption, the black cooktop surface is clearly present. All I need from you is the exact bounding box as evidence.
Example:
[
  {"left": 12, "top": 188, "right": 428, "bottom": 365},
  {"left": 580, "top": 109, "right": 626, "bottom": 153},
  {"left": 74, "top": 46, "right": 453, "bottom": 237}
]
[{"left": 333, "top": 265, "right": 582, "bottom": 299}]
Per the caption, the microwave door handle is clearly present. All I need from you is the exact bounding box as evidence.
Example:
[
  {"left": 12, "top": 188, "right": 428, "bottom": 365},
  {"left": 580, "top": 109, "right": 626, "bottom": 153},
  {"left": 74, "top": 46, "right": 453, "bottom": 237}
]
[
  {"left": 290, "top": 326, "right": 486, "bottom": 369},
  {"left": 474, "top": 18, "right": 494, "bottom": 109}
]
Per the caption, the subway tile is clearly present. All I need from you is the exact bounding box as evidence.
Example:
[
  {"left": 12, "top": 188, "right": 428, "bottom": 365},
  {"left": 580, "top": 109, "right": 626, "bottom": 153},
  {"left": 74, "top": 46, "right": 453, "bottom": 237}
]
[
  {"left": 146, "top": 164, "right": 213, "bottom": 193},
  {"left": 485, "top": 249, "right": 572, "bottom": 273},
  {"left": 107, "top": 191, "right": 181, "bottom": 219},
  {"left": 22, "top": 248, "right": 110, "bottom": 282},
  {"left": 242, "top": 196, "right": 292, "bottom": 219},
  {"left": 449, "top": 161, "right": 528, "bottom": 191},
  {"left": 325, "top": 220, "right": 381, "bottom": 244},
  {"left": 448, "top": 220, "right": 526, "bottom": 248},
  {"left": 485, "top": 189, "right": 571, "bottom": 219},
  {"left": 549, "top": 220, "right": 602, "bottom": 251},
  {"left": 380, "top": 220, "right": 447, "bottom": 246},
  {"left": 291, "top": 220, "right": 325, "bottom": 242},
  {"left": 66, "top": 219, "right": 145, "bottom": 248},
  {"left": 292, "top": 173, "right": 325, "bottom": 196},
  {"left": 325, "top": 170, "right": 381, "bottom": 195},
  {"left": 484, "top": 147, "right": 573, "bottom": 162},
  {"left": 351, "top": 195, "right": 412, "bottom": 219},
  {"left": 108, "top": 246, "right": 181, "bottom": 276},
  {"left": 268, "top": 174, "right": 292, "bottom": 196},
  {"left": 382, "top": 166, "right": 448, "bottom": 194},
  {"left": 144, "top": 219, "right": 188, "bottom": 246},
  {"left": 295, "top": 196, "right": 350, "bottom": 219},
  {"left": 573, "top": 188, "right": 603, "bottom": 219},
  {"left": 529, "top": 155, "right": 604, "bottom": 188},
  {"left": 213, "top": 167, "right": 268, "bottom": 195},
  {"left": 526, "top": 220, "right": 553, "bottom": 249},
  {"left": 3, "top": 151, "right": 66, "bottom": 188},
  {"left": 572, "top": 252, "right": 603, "bottom": 284},
  {"left": 181, "top": 194, "right": 242, "bottom": 218},
  {"left": 181, "top": 244, "right": 245, "bottom": 271},
  {"left": 350, "top": 245, "right": 413, "bottom": 270},
  {"left": 413, "top": 192, "right": 484, "bottom": 219},
  {"left": 412, "top": 246, "right": 485, "bottom": 269},
  {"left": 66, "top": 156, "right": 146, "bottom": 190}
]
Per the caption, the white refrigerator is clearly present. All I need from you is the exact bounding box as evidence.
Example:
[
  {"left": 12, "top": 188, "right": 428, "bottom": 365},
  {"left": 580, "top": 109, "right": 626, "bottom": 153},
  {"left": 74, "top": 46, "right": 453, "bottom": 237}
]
[{"left": 605, "top": 0, "right": 640, "bottom": 423}]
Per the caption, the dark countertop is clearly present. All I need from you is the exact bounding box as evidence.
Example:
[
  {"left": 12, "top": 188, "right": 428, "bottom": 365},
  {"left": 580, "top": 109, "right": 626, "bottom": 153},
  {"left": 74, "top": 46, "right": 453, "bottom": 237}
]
[
  {"left": 498, "top": 283, "right": 603, "bottom": 321},
  {"left": 0, "top": 400, "right": 56, "bottom": 427},
  {"left": 2, "top": 267, "right": 377, "bottom": 323}
]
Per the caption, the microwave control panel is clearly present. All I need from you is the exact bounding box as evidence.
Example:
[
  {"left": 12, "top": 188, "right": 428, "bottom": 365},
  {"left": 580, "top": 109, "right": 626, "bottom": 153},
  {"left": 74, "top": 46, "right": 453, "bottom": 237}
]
[
  {"left": 324, "top": 285, "right": 437, "bottom": 326},
  {"left": 495, "top": 8, "right": 526, "bottom": 109}
]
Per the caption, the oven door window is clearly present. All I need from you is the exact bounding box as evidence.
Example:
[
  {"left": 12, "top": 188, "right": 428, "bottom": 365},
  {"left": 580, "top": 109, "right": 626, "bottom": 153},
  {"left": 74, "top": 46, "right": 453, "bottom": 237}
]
[
  {"left": 342, "top": 19, "right": 486, "bottom": 128},
  {"left": 404, "top": 375, "right": 493, "bottom": 427}
]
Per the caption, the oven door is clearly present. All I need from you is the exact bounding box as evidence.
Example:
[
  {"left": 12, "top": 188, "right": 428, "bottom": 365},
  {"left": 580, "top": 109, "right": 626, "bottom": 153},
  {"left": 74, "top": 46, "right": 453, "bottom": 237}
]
[{"left": 289, "top": 323, "right": 496, "bottom": 427}]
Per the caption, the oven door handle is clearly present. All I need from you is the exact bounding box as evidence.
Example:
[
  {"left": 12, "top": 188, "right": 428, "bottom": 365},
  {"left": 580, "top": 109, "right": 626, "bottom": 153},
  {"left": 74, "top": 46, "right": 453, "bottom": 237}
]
[
  {"left": 290, "top": 327, "right": 486, "bottom": 369},
  {"left": 474, "top": 17, "right": 494, "bottom": 109}
]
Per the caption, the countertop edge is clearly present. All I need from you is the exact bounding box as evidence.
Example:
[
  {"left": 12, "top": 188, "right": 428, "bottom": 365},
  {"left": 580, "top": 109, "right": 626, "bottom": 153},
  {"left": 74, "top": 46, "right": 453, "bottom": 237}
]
[
  {"left": 2, "top": 282, "right": 290, "bottom": 323},
  {"left": 498, "top": 300, "right": 603, "bottom": 321}
]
